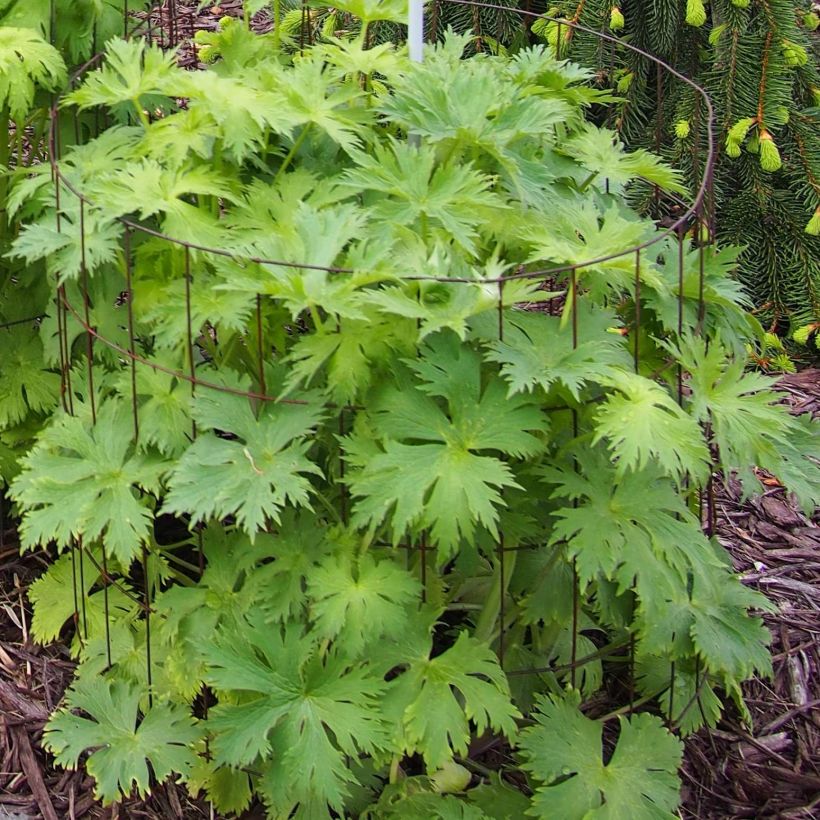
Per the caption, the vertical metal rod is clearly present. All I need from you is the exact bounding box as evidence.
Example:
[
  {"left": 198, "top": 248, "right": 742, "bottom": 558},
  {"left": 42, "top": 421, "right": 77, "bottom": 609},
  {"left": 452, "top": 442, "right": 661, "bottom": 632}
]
[
  {"left": 184, "top": 247, "right": 196, "bottom": 439},
  {"left": 339, "top": 410, "right": 348, "bottom": 526},
  {"left": 633, "top": 249, "right": 641, "bottom": 373},
  {"left": 79, "top": 200, "right": 96, "bottom": 424},
  {"left": 677, "top": 227, "right": 684, "bottom": 406},
  {"left": 102, "top": 545, "right": 112, "bottom": 668},
  {"left": 420, "top": 533, "right": 427, "bottom": 605},
  {"left": 696, "top": 203, "right": 707, "bottom": 335},
  {"left": 668, "top": 647, "right": 676, "bottom": 729},
  {"left": 59, "top": 287, "right": 74, "bottom": 416},
  {"left": 124, "top": 228, "right": 140, "bottom": 443},
  {"left": 256, "top": 294, "right": 266, "bottom": 395},
  {"left": 570, "top": 267, "right": 579, "bottom": 690},
  {"left": 497, "top": 276, "right": 506, "bottom": 665},
  {"left": 78, "top": 537, "right": 88, "bottom": 641},
  {"left": 143, "top": 545, "right": 154, "bottom": 708},
  {"left": 70, "top": 539, "right": 80, "bottom": 641}
]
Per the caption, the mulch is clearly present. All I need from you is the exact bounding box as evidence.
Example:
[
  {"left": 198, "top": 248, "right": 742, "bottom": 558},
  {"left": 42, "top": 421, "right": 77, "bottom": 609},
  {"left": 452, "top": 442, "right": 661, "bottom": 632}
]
[{"left": 681, "top": 369, "right": 820, "bottom": 820}]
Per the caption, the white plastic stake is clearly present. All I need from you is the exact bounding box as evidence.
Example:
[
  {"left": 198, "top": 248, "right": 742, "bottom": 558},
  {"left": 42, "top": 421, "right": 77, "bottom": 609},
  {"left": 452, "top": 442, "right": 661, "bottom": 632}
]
[{"left": 408, "top": 0, "right": 424, "bottom": 63}]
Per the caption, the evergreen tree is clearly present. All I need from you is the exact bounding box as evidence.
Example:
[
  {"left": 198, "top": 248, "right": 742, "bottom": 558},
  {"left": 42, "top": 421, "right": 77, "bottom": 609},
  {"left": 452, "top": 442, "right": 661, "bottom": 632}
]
[{"left": 523, "top": 1, "right": 820, "bottom": 341}]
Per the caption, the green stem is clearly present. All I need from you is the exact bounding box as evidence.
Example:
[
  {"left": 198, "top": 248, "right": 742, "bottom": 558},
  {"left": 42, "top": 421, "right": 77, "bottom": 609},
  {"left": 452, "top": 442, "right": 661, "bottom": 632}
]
[
  {"left": 308, "top": 303, "right": 324, "bottom": 333},
  {"left": 274, "top": 123, "right": 312, "bottom": 184},
  {"left": 0, "top": 107, "right": 9, "bottom": 243},
  {"left": 272, "top": 0, "right": 281, "bottom": 48},
  {"left": 132, "top": 97, "right": 150, "bottom": 129},
  {"left": 474, "top": 550, "right": 517, "bottom": 645}
]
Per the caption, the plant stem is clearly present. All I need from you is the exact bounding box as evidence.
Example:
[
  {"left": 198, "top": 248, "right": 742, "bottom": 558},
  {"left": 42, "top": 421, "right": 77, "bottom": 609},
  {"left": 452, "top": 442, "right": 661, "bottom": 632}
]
[
  {"left": 274, "top": 123, "right": 312, "bottom": 184},
  {"left": 474, "top": 550, "right": 517, "bottom": 645},
  {"left": 272, "top": 0, "right": 281, "bottom": 49},
  {"left": 0, "top": 107, "right": 9, "bottom": 242}
]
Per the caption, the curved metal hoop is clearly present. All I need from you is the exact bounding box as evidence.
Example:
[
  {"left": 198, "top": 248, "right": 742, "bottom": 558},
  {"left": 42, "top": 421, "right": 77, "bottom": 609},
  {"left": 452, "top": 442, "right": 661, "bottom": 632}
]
[{"left": 48, "top": 0, "right": 717, "bottom": 403}]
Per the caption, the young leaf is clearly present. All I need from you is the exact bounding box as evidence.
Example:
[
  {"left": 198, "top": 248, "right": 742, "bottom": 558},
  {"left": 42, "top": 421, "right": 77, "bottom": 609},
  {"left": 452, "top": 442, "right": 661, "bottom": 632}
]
[
  {"left": 66, "top": 38, "right": 183, "bottom": 115},
  {"left": 519, "top": 694, "right": 683, "bottom": 819},
  {"left": 307, "top": 551, "right": 420, "bottom": 655},
  {"left": 561, "top": 124, "right": 686, "bottom": 193},
  {"left": 543, "top": 448, "right": 720, "bottom": 596},
  {"left": 343, "top": 140, "right": 503, "bottom": 256},
  {"left": 11, "top": 401, "right": 166, "bottom": 565},
  {"left": 164, "top": 385, "right": 324, "bottom": 537},
  {"left": 0, "top": 26, "right": 65, "bottom": 119},
  {"left": 347, "top": 334, "right": 546, "bottom": 555},
  {"left": 0, "top": 327, "right": 60, "bottom": 428},
  {"left": 483, "top": 306, "right": 629, "bottom": 400},
  {"left": 384, "top": 625, "right": 520, "bottom": 770},
  {"left": 204, "top": 620, "right": 389, "bottom": 814},
  {"left": 593, "top": 371, "right": 711, "bottom": 483},
  {"left": 44, "top": 677, "right": 200, "bottom": 805}
]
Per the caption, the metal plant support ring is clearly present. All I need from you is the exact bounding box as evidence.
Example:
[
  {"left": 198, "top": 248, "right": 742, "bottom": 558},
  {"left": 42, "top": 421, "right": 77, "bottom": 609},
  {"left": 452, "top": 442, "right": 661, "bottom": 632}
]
[{"left": 43, "top": 0, "right": 719, "bottom": 732}]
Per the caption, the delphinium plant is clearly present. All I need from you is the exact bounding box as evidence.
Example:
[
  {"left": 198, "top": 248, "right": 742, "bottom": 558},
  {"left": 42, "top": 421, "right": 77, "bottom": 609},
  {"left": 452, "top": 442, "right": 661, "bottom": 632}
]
[{"left": 7, "top": 8, "right": 820, "bottom": 817}]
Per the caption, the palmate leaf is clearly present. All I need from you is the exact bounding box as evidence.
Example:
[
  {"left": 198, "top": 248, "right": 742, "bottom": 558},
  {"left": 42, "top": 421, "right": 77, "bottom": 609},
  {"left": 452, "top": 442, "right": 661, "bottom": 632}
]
[
  {"left": 482, "top": 304, "right": 629, "bottom": 400},
  {"left": 307, "top": 551, "right": 420, "bottom": 655},
  {"left": 244, "top": 511, "right": 335, "bottom": 623},
  {"left": 343, "top": 140, "right": 503, "bottom": 256},
  {"left": 561, "top": 124, "right": 687, "bottom": 194},
  {"left": 522, "top": 199, "right": 657, "bottom": 295},
  {"left": 380, "top": 35, "right": 573, "bottom": 159},
  {"left": 383, "top": 624, "right": 520, "bottom": 770},
  {"left": 367, "top": 250, "right": 544, "bottom": 342},
  {"left": 134, "top": 264, "right": 256, "bottom": 350},
  {"left": 268, "top": 55, "right": 369, "bottom": 151},
  {"left": 671, "top": 335, "right": 820, "bottom": 511},
  {"left": 44, "top": 677, "right": 200, "bottom": 805},
  {"left": 635, "top": 653, "right": 723, "bottom": 736},
  {"left": 347, "top": 334, "right": 546, "bottom": 555},
  {"left": 0, "top": 26, "right": 65, "bottom": 119},
  {"left": 203, "top": 619, "right": 389, "bottom": 815},
  {"left": 284, "top": 315, "right": 409, "bottom": 404},
  {"left": 519, "top": 693, "right": 683, "bottom": 819},
  {"left": 27, "top": 547, "right": 100, "bottom": 644},
  {"left": 311, "top": 0, "right": 408, "bottom": 24},
  {"left": 0, "top": 327, "right": 60, "bottom": 428},
  {"left": 115, "top": 365, "right": 192, "bottom": 457},
  {"left": 164, "top": 383, "right": 325, "bottom": 537},
  {"left": 542, "top": 448, "right": 719, "bottom": 594},
  {"left": 593, "top": 371, "right": 711, "bottom": 483},
  {"left": 635, "top": 558, "right": 773, "bottom": 685},
  {"left": 89, "top": 159, "right": 238, "bottom": 244},
  {"left": 10, "top": 202, "right": 124, "bottom": 281},
  {"left": 11, "top": 401, "right": 166, "bottom": 565},
  {"left": 66, "top": 37, "right": 184, "bottom": 113}
]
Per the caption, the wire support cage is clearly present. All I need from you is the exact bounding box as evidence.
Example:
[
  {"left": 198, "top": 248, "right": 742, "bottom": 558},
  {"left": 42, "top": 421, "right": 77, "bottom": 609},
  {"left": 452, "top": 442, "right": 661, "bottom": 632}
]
[{"left": 32, "top": 0, "right": 722, "bottom": 736}]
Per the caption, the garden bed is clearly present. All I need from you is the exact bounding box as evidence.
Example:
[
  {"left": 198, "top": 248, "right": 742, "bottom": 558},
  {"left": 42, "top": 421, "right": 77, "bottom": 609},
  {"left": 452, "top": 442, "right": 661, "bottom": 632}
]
[{"left": 1, "top": 370, "right": 817, "bottom": 820}]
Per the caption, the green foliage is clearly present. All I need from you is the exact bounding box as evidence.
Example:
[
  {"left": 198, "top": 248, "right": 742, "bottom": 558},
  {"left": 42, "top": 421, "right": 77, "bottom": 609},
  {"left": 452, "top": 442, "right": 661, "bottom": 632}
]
[
  {"left": 0, "top": 26, "right": 65, "bottom": 119},
  {"left": 519, "top": 693, "right": 683, "bottom": 819},
  {"left": 44, "top": 677, "right": 200, "bottom": 804},
  {"left": 4, "top": 13, "right": 808, "bottom": 818}
]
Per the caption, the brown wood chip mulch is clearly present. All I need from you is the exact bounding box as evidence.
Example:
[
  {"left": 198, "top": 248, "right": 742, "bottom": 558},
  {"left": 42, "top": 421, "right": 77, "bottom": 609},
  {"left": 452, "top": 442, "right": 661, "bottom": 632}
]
[{"left": 681, "top": 369, "right": 820, "bottom": 820}]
